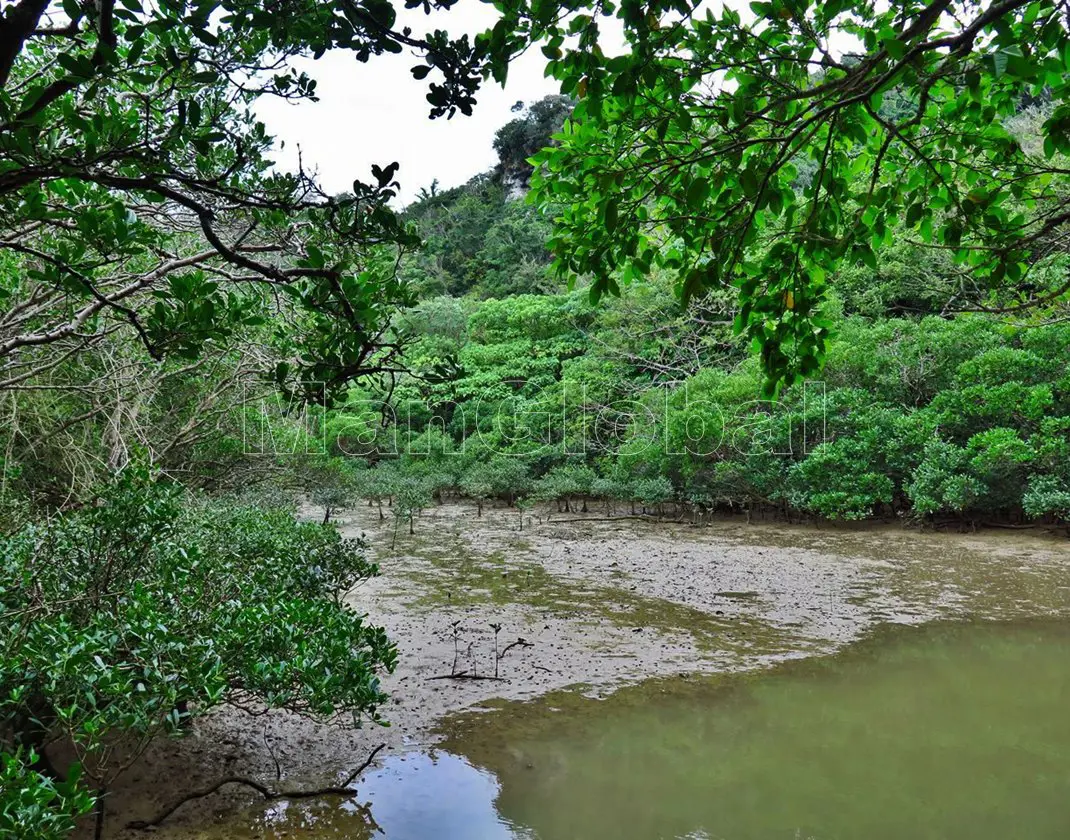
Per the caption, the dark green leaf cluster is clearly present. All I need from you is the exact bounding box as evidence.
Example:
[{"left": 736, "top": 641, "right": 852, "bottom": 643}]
[
  {"left": 524, "top": 0, "right": 1070, "bottom": 392},
  {"left": 0, "top": 464, "right": 394, "bottom": 828}
]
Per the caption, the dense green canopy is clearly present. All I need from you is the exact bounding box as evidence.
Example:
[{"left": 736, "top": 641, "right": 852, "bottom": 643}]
[
  {"left": 526, "top": 0, "right": 1070, "bottom": 390},
  {"left": 0, "top": 0, "right": 514, "bottom": 403}
]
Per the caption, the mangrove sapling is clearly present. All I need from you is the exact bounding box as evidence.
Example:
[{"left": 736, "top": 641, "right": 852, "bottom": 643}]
[
  {"left": 460, "top": 465, "right": 493, "bottom": 517},
  {"left": 313, "top": 485, "right": 353, "bottom": 525},
  {"left": 450, "top": 620, "right": 463, "bottom": 676},
  {"left": 391, "top": 478, "right": 432, "bottom": 545},
  {"left": 515, "top": 496, "right": 535, "bottom": 532},
  {"left": 363, "top": 464, "right": 402, "bottom": 522},
  {"left": 306, "top": 457, "right": 363, "bottom": 524},
  {"left": 633, "top": 477, "right": 675, "bottom": 517},
  {"left": 430, "top": 621, "right": 527, "bottom": 681},
  {"left": 490, "top": 623, "right": 502, "bottom": 677}
]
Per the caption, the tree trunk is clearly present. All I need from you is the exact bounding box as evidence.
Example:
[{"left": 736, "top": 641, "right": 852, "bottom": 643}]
[{"left": 175, "top": 699, "right": 193, "bottom": 732}]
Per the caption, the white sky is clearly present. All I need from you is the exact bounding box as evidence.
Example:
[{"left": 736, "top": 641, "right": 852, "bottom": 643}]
[
  {"left": 255, "top": 3, "right": 559, "bottom": 207},
  {"left": 256, "top": 0, "right": 846, "bottom": 207}
]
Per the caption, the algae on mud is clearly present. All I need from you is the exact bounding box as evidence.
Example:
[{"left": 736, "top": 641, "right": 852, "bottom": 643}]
[
  {"left": 396, "top": 534, "right": 799, "bottom": 657},
  {"left": 206, "top": 618, "right": 1070, "bottom": 840}
]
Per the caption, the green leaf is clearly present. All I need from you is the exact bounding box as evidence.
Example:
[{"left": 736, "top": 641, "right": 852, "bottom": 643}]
[
  {"left": 882, "top": 38, "right": 906, "bottom": 61},
  {"left": 604, "top": 199, "right": 619, "bottom": 232},
  {"left": 686, "top": 177, "right": 709, "bottom": 209}
]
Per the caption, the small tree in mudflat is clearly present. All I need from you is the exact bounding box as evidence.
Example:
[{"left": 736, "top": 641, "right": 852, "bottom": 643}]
[
  {"left": 363, "top": 464, "right": 401, "bottom": 521},
  {"left": 515, "top": 495, "right": 535, "bottom": 531},
  {"left": 307, "top": 458, "right": 363, "bottom": 524},
  {"left": 460, "top": 465, "right": 494, "bottom": 517},
  {"left": 633, "top": 477, "right": 675, "bottom": 516},
  {"left": 392, "top": 478, "right": 433, "bottom": 545},
  {"left": 484, "top": 457, "right": 531, "bottom": 507}
]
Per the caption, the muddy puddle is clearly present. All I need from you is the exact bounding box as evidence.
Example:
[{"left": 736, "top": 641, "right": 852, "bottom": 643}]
[{"left": 106, "top": 506, "right": 1070, "bottom": 838}]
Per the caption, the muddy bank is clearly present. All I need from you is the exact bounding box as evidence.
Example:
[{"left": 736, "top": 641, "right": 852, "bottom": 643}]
[{"left": 98, "top": 503, "right": 1070, "bottom": 837}]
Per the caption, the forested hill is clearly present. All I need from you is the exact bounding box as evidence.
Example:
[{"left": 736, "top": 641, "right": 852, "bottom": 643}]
[
  {"left": 330, "top": 98, "right": 1070, "bottom": 528},
  {"left": 396, "top": 96, "right": 570, "bottom": 299}
]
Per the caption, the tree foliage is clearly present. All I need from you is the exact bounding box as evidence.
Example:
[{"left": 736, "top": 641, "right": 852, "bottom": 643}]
[
  {"left": 399, "top": 94, "right": 572, "bottom": 299},
  {"left": 527, "top": 0, "right": 1070, "bottom": 391},
  {"left": 0, "top": 465, "right": 394, "bottom": 833},
  {"left": 0, "top": 0, "right": 547, "bottom": 403},
  {"left": 492, "top": 94, "right": 574, "bottom": 183},
  {"left": 340, "top": 272, "right": 1070, "bottom": 526}
]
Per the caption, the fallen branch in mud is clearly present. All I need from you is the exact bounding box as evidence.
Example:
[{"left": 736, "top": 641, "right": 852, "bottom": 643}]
[
  {"left": 126, "top": 743, "right": 387, "bottom": 830},
  {"left": 498, "top": 638, "right": 533, "bottom": 660},
  {"left": 980, "top": 522, "right": 1041, "bottom": 530},
  {"left": 428, "top": 671, "right": 506, "bottom": 681}
]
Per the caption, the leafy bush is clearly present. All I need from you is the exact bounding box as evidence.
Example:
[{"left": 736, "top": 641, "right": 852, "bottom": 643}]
[
  {"left": 460, "top": 465, "right": 495, "bottom": 516},
  {"left": 391, "top": 476, "right": 434, "bottom": 538},
  {"left": 1023, "top": 476, "right": 1070, "bottom": 521},
  {"left": 631, "top": 477, "right": 675, "bottom": 513},
  {"left": 0, "top": 752, "right": 93, "bottom": 840},
  {"left": 533, "top": 464, "right": 595, "bottom": 511},
  {"left": 789, "top": 440, "right": 894, "bottom": 520},
  {"left": 0, "top": 466, "right": 395, "bottom": 829}
]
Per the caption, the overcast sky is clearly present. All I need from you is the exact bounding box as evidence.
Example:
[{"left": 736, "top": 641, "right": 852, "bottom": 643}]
[{"left": 254, "top": 4, "right": 560, "bottom": 207}]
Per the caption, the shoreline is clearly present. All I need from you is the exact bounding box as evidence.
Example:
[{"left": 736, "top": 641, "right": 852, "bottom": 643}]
[{"left": 96, "top": 502, "right": 1070, "bottom": 837}]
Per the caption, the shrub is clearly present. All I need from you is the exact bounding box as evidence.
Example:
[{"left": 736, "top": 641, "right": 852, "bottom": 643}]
[{"left": 0, "top": 466, "right": 395, "bottom": 830}]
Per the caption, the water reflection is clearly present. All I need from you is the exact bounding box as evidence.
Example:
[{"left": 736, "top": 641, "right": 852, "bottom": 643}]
[
  {"left": 354, "top": 752, "right": 530, "bottom": 840},
  {"left": 250, "top": 752, "right": 529, "bottom": 840}
]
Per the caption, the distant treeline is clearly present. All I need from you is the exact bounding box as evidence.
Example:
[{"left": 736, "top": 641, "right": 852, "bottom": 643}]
[{"left": 322, "top": 280, "right": 1070, "bottom": 526}]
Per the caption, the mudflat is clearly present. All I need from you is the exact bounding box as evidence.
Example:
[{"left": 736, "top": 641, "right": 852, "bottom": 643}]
[{"left": 99, "top": 503, "right": 1070, "bottom": 837}]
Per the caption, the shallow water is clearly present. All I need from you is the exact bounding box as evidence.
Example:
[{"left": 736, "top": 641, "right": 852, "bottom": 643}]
[{"left": 222, "top": 619, "right": 1070, "bottom": 840}]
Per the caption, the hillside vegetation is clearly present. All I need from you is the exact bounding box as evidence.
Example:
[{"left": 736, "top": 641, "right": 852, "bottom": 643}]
[{"left": 331, "top": 98, "right": 1070, "bottom": 527}]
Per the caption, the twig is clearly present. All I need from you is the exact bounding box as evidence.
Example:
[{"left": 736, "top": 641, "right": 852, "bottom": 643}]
[
  {"left": 490, "top": 622, "right": 501, "bottom": 678},
  {"left": 498, "top": 638, "right": 533, "bottom": 660},
  {"left": 264, "top": 731, "right": 281, "bottom": 782},
  {"left": 449, "top": 620, "right": 462, "bottom": 676},
  {"left": 127, "top": 743, "right": 386, "bottom": 830},
  {"left": 427, "top": 672, "right": 505, "bottom": 681}
]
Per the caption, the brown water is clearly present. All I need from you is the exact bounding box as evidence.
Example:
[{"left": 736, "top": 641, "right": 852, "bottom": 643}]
[{"left": 211, "top": 619, "right": 1070, "bottom": 840}]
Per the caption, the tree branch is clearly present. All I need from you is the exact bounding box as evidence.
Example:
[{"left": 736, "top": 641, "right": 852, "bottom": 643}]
[
  {"left": 0, "top": 0, "right": 51, "bottom": 88},
  {"left": 127, "top": 743, "right": 387, "bottom": 830}
]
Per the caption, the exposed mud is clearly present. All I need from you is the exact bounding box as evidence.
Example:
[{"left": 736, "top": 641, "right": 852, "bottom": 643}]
[{"left": 96, "top": 503, "right": 1070, "bottom": 838}]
